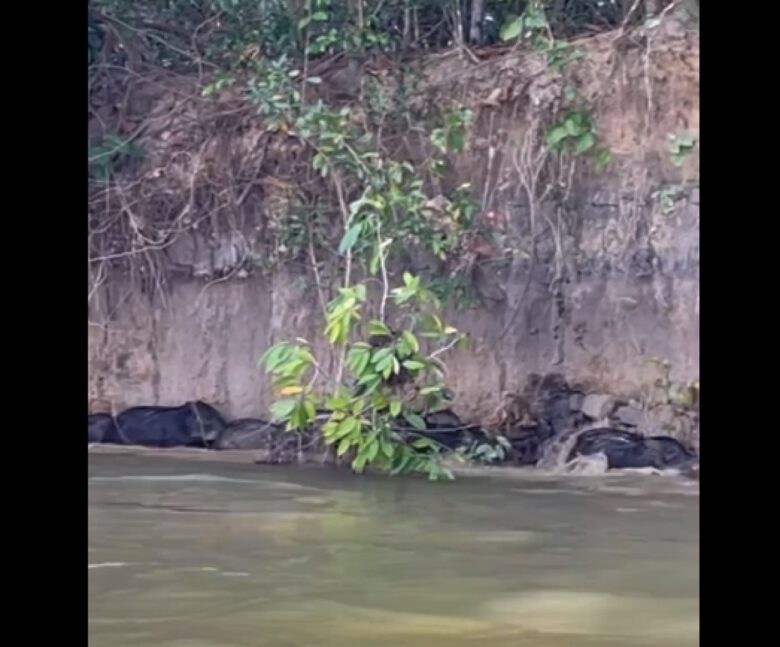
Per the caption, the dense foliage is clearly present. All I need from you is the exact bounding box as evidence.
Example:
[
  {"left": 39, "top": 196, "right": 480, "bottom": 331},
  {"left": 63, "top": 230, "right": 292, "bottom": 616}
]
[{"left": 89, "top": 1, "right": 682, "bottom": 72}]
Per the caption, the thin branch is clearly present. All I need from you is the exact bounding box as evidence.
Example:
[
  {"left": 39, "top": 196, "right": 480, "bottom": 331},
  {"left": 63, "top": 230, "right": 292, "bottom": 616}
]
[{"left": 376, "top": 220, "right": 390, "bottom": 324}]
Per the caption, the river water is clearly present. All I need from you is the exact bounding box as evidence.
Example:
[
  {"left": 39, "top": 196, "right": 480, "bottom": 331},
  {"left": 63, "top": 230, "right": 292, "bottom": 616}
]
[{"left": 88, "top": 454, "right": 699, "bottom": 647}]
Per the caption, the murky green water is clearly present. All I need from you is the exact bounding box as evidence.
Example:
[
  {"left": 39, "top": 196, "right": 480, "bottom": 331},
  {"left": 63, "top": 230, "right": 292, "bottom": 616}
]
[{"left": 88, "top": 455, "right": 698, "bottom": 647}]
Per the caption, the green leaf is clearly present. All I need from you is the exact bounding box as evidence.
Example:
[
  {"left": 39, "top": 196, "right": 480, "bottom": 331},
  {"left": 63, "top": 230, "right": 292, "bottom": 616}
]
[
  {"left": 500, "top": 16, "right": 523, "bottom": 41},
  {"left": 546, "top": 126, "right": 569, "bottom": 148},
  {"left": 574, "top": 132, "right": 596, "bottom": 155},
  {"left": 376, "top": 355, "right": 394, "bottom": 375},
  {"left": 322, "top": 421, "right": 339, "bottom": 443},
  {"left": 270, "top": 399, "right": 298, "bottom": 421},
  {"left": 326, "top": 394, "right": 351, "bottom": 411},
  {"left": 564, "top": 116, "right": 582, "bottom": 136},
  {"left": 392, "top": 286, "right": 415, "bottom": 304},
  {"left": 402, "top": 360, "right": 426, "bottom": 371},
  {"left": 311, "top": 153, "right": 328, "bottom": 171},
  {"left": 391, "top": 453, "right": 413, "bottom": 475},
  {"left": 403, "top": 412, "right": 426, "bottom": 431},
  {"left": 412, "top": 437, "right": 435, "bottom": 450},
  {"left": 368, "top": 320, "right": 391, "bottom": 337},
  {"left": 391, "top": 356, "right": 401, "bottom": 375},
  {"left": 337, "top": 436, "right": 352, "bottom": 457},
  {"left": 367, "top": 439, "right": 380, "bottom": 462},
  {"left": 401, "top": 331, "right": 419, "bottom": 354},
  {"left": 347, "top": 346, "right": 371, "bottom": 376},
  {"left": 325, "top": 318, "right": 342, "bottom": 345},
  {"left": 389, "top": 400, "right": 402, "bottom": 417},
  {"left": 371, "top": 347, "right": 394, "bottom": 366},
  {"left": 311, "top": 11, "right": 328, "bottom": 21},
  {"left": 260, "top": 342, "right": 291, "bottom": 372},
  {"left": 369, "top": 243, "right": 381, "bottom": 275},
  {"left": 446, "top": 129, "right": 465, "bottom": 152},
  {"left": 352, "top": 453, "right": 368, "bottom": 473},
  {"left": 357, "top": 370, "right": 381, "bottom": 386},
  {"left": 338, "top": 222, "right": 363, "bottom": 254},
  {"left": 336, "top": 416, "right": 359, "bottom": 439},
  {"left": 594, "top": 149, "right": 611, "bottom": 171},
  {"left": 289, "top": 402, "right": 312, "bottom": 431},
  {"left": 381, "top": 437, "right": 395, "bottom": 459},
  {"left": 677, "top": 132, "right": 695, "bottom": 147},
  {"left": 396, "top": 337, "right": 412, "bottom": 358}
]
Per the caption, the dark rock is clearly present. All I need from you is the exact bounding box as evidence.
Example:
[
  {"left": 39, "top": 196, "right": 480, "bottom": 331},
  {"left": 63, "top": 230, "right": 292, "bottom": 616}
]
[
  {"left": 629, "top": 247, "right": 658, "bottom": 279},
  {"left": 527, "top": 373, "right": 579, "bottom": 435},
  {"left": 612, "top": 405, "right": 644, "bottom": 428},
  {"left": 569, "top": 393, "right": 585, "bottom": 412}
]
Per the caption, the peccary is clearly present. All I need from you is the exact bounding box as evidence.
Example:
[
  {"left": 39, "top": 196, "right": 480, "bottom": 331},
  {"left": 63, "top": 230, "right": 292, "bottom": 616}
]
[
  {"left": 88, "top": 413, "right": 116, "bottom": 443},
  {"left": 568, "top": 428, "right": 697, "bottom": 470},
  {"left": 107, "top": 401, "right": 227, "bottom": 448}
]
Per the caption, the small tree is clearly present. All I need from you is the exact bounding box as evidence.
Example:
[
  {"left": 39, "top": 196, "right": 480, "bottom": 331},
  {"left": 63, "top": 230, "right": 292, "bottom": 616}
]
[{"left": 262, "top": 262, "right": 466, "bottom": 480}]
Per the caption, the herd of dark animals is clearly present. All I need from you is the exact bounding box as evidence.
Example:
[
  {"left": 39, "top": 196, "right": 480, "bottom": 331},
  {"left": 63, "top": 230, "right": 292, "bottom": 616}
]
[{"left": 88, "top": 376, "right": 699, "bottom": 477}]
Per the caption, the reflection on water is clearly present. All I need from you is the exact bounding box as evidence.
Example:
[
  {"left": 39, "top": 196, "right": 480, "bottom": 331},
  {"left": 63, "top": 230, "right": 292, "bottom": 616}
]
[{"left": 89, "top": 455, "right": 698, "bottom": 647}]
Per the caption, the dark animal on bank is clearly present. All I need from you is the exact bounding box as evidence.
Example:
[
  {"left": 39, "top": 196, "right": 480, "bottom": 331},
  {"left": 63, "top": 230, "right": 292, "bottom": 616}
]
[
  {"left": 568, "top": 428, "right": 697, "bottom": 470},
  {"left": 390, "top": 409, "right": 499, "bottom": 459},
  {"left": 100, "top": 401, "right": 227, "bottom": 448},
  {"left": 419, "top": 409, "right": 471, "bottom": 449},
  {"left": 388, "top": 409, "right": 465, "bottom": 450},
  {"left": 88, "top": 413, "right": 116, "bottom": 443}
]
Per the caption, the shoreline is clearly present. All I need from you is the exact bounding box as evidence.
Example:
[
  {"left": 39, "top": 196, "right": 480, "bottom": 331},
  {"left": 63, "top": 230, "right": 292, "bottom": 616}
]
[{"left": 87, "top": 444, "right": 699, "bottom": 490}]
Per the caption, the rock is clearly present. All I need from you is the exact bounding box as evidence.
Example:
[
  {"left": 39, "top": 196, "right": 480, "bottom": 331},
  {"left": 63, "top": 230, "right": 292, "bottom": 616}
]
[
  {"left": 612, "top": 405, "right": 644, "bottom": 428},
  {"left": 569, "top": 393, "right": 584, "bottom": 412},
  {"left": 529, "top": 373, "right": 577, "bottom": 435},
  {"left": 581, "top": 394, "right": 616, "bottom": 420}
]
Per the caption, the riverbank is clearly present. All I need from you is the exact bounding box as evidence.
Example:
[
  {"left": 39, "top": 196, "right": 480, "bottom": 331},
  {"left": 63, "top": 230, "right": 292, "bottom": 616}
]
[{"left": 88, "top": 443, "right": 699, "bottom": 494}]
